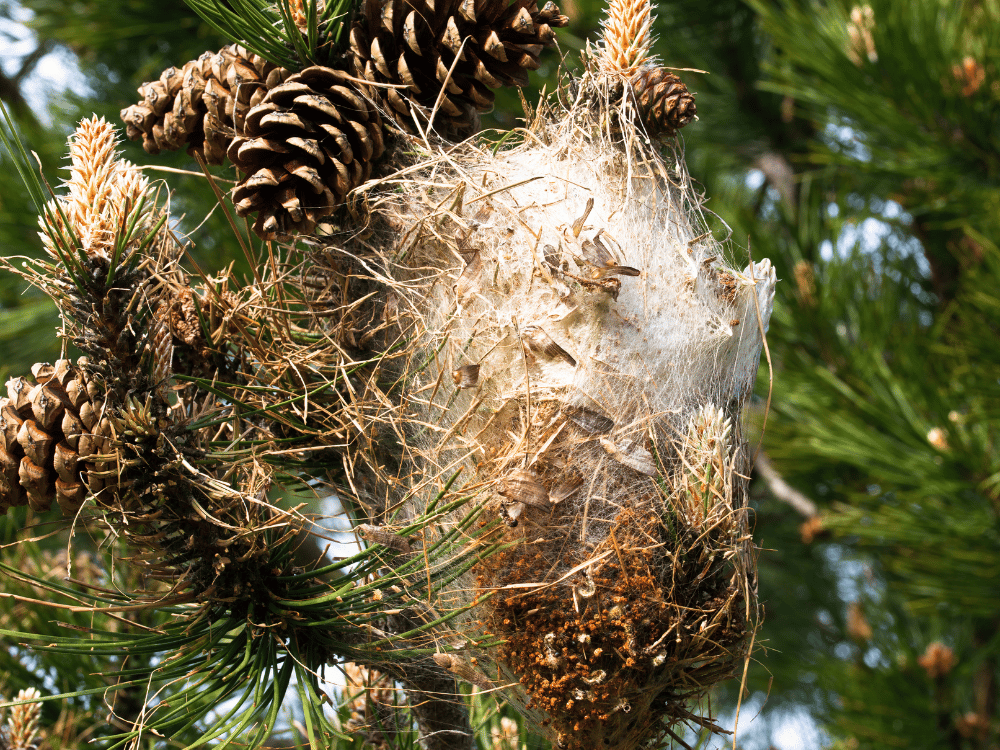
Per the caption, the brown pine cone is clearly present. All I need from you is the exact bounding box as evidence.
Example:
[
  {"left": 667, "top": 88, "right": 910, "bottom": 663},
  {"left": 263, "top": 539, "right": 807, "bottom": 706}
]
[
  {"left": 631, "top": 66, "right": 697, "bottom": 138},
  {"left": 121, "top": 44, "right": 282, "bottom": 165},
  {"left": 350, "top": 0, "right": 569, "bottom": 137},
  {"left": 228, "top": 66, "right": 385, "bottom": 240},
  {"left": 0, "top": 359, "right": 113, "bottom": 516}
]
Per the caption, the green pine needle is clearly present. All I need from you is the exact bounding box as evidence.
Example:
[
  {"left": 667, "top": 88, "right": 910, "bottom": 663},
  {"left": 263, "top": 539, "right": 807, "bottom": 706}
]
[{"left": 183, "top": 0, "right": 354, "bottom": 69}]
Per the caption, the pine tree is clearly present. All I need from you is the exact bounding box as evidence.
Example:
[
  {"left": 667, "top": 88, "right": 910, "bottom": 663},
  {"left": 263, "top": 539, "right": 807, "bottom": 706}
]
[
  {"left": 2, "top": 0, "right": 998, "bottom": 749},
  {"left": 3, "top": 0, "right": 759, "bottom": 747}
]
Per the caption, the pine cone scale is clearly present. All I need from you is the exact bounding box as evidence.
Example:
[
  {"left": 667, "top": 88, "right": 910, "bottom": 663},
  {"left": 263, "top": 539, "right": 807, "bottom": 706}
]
[
  {"left": 261, "top": 111, "right": 313, "bottom": 131},
  {"left": 160, "top": 66, "right": 184, "bottom": 96},
  {"left": 269, "top": 80, "right": 314, "bottom": 99},
  {"left": 370, "top": 36, "right": 393, "bottom": 78},
  {"left": 374, "top": 0, "right": 394, "bottom": 30},
  {"left": 8, "top": 377, "right": 30, "bottom": 410},
  {"left": 203, "top": 79, "right": 229, "bottom": 121},
  {"left": 64, "top": 380, "right": 88, "bottom": 410},
  {"left": 181, "top": 68, "right": 206, "bottom": 105},
  {"left": 265, "top": 67, "right": 289, "bottom": 89},
  {"left": 482, "top": 30, "right": 507, "bottom": 60},
  {"left": 244, "top": 101, "right": 281, "bottom": 133},
  {"left": 287, "top": 137, "right": 325, "bottom": 164},
  {"left": 79, "top": 400, "right": 100, "bottom": 431},
  {"left": 459, "top": 0, "right": 477, "bottom": 21},
  {"left": 227, "top": 59, "right": 261, "bottom": 92},
  {"left": 318, "top": 125, "right": 354, "bottom": 162},
  {"left": 235, "top": 137, "right": 291, "bottom": 169},
  {"left": 53, "top": 441, "right": 78, "bottom": 484},
  {"left": 287, "top": 160, "right": 325, "bottom": 193},
  {"left": 1, "top": 403, "right": 24, "bottom": 446},
  {"left": 326, "top": 160, "right": 352, "bottom": 197},
  {"left": 18, "top": 420, "right": 53, "bottom": 466},
  {"left": 442, "top": 17, "right": 463, "bottom": 54},
  {"left": 0, "top": 447, "right": 21, "bottom": 498},
  {"left": 77, "top": 428, "right": 108, "bottom": 461},
  {"left": 140, "top": 81, "right": 172, "bottom": 117},
  {"left": 467, "top": 79, "right": 493, "bottom": 107},
  {"left": 403, "top": 11, "right": 429, "bottom": 54},
  {"left": 19, "top": 457, "right": 50, "bottom": 512},
  {"left": 467, "top": 50, "right": 503, "bottom": 87},
  {"left": 510, "top": 6, "right": 534, "bottom": 33},
  {"left": 32, "top": 384, "right": 68, "bottom": 430},
  {"left": 398, "top": 54, "right": 422, "bottom": 91},
  {"left": 277, "top": 185, "right": 303, "bottom": 221},
  {"left": 293, "top": 94, "right": 346, "bottom": 126},
  {"left": 242, "top": 169, "right": 283, "bottom": 190},
  {"left": 55, "top": 478, "right": 87, "bottom": 513},
  {"left": 436, "top": 58, "right": 465, "bottom": 93},
  {"left": 62, "top": 411, "right": 85, "bottom": 448},
  {"left": 162, "top": 113, "right": 193, "bottom": 150}
]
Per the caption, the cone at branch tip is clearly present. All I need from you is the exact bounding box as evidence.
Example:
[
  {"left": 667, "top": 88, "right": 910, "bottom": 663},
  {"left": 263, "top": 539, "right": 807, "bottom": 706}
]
[
  {"left": 229, "top": 65, "right": 385, "bottom": 239},
  {"left": 121, "top": 44, "right": 280, "bottom": 166},
  {"left": 595, "top": 0, "right": 698, "bottom": 137}
]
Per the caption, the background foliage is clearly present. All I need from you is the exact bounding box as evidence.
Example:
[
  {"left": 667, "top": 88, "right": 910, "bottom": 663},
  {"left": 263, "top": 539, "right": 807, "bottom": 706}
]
[{"left": 1, "top": 0, "right": 997, "bottom": 747}]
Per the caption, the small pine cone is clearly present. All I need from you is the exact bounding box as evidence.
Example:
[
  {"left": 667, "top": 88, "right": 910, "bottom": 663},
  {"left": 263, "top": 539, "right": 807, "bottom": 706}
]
[
  {"left": 0, "top": 359, "right": 113, "bottom": 516},
  {"left": 631, "top": 66, "right": 697, "bottom": 137},
  {"left": 350, "top": 0, "right": 569, "bottom": 137},
  {"left": 164, "top": 287, "right": 204, "bottom": 348},
  {"left": 228, "top": 66, "right": 385, "bottom": 239},
  {"left": 157, "top": 284, "right": 240, "bottom": 379},
  {"left": 121, "top": 44, "right": 281, "bottom": 165}
]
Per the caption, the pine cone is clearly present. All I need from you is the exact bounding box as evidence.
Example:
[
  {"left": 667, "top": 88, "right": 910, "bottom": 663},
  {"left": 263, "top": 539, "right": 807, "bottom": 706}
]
[
  {"left": 631, "top": 66, "right": 697, "bottom": 137},
  {"left": 228, "top": 66, "right": 385, "bottom": 239},
  {"left": 121, "top": 44, "right": 281, "bottom": 165},
  {"left": 0, "top": 360, "right": 113, "bottom": 516},
  {"left": 350, "top": 0, "right": 569, "bottom": 137}
]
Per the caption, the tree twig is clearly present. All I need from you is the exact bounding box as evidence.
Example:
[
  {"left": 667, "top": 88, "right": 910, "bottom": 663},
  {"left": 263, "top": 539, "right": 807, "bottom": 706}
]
[{"left": 754, "top": 452, "right": 818, "bottom": 518}]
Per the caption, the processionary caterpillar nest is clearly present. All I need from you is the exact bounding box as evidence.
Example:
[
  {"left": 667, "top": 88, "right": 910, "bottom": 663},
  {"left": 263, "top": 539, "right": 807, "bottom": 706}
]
[{"left": 359, "top": 64, "right": 776, "bottom": 749}]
